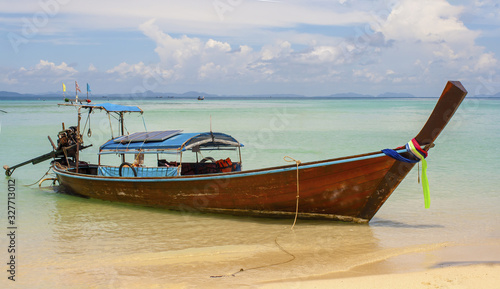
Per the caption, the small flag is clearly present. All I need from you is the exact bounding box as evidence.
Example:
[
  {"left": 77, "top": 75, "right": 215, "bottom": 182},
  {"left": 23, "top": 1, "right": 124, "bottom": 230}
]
[
  {"left": 62, "top": 83, "right": 66, "bottom": 92},
  {"left": 75, "top": 81, "right": 81, "bottom": 93},
  {"left": 87, "top": 83, "right": 91, "bottom": 93}
]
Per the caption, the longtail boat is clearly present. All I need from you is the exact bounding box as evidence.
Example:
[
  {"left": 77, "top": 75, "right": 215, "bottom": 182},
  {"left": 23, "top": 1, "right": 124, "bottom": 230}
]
[{"left": 6, "top": 81, "right": 468, "bottom": 223}]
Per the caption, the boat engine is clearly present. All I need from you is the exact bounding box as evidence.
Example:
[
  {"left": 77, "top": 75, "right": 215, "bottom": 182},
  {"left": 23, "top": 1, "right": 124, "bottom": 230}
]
[
  {"left": 56, "top": 126, "right": 80, "bottom": 153},
  {"left": 3, "top": 124, "right": 91, "bottom": 176}
]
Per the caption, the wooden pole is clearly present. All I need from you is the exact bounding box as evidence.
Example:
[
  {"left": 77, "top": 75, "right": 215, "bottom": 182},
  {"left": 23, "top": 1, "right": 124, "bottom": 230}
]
[
  {"left": 75, "top": 81, "right": 79, "bottom": 103},
  {"left": 120, "top": 112, "right": 125, "bottom": 163},
  {"left": 75, "top": 106, "right": 82, "bottom": 173}
]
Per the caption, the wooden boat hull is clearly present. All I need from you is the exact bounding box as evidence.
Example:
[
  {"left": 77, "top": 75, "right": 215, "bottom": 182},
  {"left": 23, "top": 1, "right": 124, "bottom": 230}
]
[
  {"left": 55, "top": 151, "right": 397, "bottom": 223},
  {"left": 53, "top": 81, "right": 468, "bottom": 222}
]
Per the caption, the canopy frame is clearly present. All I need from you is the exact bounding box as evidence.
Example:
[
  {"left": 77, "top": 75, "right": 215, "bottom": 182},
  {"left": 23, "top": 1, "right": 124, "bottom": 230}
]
[
  {"left": 59, "top": 102, "right": 144, "bottom": 171},
  {"left": 98, "top": 131, "right": 243, "bottom": 173}
]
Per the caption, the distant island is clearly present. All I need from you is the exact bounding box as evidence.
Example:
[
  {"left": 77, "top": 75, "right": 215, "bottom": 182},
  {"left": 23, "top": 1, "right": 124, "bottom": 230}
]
[{"left": 1, "top": 90, "right": 499, "bottom": 100}]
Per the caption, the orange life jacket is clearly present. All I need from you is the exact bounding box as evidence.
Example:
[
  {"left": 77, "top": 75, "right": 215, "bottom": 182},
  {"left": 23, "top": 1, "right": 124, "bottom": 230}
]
[{"left": 216, "top": 158, "right": 233, "bottom": 172}]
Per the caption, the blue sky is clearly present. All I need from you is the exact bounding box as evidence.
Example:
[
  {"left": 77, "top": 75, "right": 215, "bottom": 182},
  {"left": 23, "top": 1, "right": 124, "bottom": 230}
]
[{"left": 1, "top": 0, "right": 499, "bottom": 97}]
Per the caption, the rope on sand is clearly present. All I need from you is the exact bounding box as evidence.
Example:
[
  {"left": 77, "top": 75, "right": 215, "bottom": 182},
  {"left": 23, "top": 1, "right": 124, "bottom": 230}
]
[
  {"left": 210, "top": 235, "right": 296, "bottom": 278},
  {"left": 209, "top": 156, "right": 302, "bottom": 279}
]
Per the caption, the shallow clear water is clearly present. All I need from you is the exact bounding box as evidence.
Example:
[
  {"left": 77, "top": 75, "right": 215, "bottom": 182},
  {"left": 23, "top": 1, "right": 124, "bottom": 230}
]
[{"left": 0, "top": 97, "right": 499, "bottom": 288}]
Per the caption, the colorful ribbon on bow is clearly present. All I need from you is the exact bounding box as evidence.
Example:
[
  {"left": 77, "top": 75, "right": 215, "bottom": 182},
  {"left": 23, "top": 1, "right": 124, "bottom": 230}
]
[
  {"left": 406, "top": 139, "right": 430, "bottom": 209},
  {"left": 382, "top": 138, "right": 430, "bottom": 209}
]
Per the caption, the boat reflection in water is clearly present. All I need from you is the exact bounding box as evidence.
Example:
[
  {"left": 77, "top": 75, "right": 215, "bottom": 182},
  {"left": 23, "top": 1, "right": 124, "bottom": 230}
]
[{"left": 46, "top": 194, "right": 385, "bottom": 287}]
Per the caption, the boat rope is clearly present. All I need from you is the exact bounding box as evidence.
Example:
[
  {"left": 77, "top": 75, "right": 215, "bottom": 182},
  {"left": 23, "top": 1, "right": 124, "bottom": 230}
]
[
  {"left": 87, "top": 110, "right": 92, "bottom": 137},
  {"left": 142, "top": 114, "right": 148, "bottom": 132},
  {"left": 24, "top": 166, "right": 53, "bottom": 187},
  {"left": 211, "top": 156, "right": 301, "bottom": 277},
  {"left": 283, "top": 156, "right": 301, "bottom": 230},
  {"left": 210, "top": 234, "right": 296, "bottom": 278},
  {"left": 81, "top": 110, "right": 92, "bottom": 138},
  {"left": 382, "top": 138, "right": 430, "bottom": 209},
  {"left": 82, "top": 110, "right": 90, "bottom": 137},
  {"left": 38, "top": 178, "right": 58, "bottom": 187},
  {"left": 107, "top": 113, "right": 114, "bottom": 139},
  {"left": 123, "top": 116, "right": 130, "bottom": 135}
]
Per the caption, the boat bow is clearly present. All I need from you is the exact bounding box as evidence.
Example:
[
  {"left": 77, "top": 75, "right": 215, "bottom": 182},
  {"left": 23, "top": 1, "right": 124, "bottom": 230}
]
[{"left": 359, "top": 81, "right": 468, "bottom": 220}]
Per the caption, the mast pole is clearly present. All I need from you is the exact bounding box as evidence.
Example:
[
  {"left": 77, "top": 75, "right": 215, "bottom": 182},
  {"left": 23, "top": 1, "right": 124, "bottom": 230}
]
[
  {"left": 75, "top": 106, "right": 82, "bottom": 173},
  {"left": 75, "top": 81, "right": 79, "bottom": 103},
  {"left": 120, "top": 112, "right": 125, "bottom": 163}
]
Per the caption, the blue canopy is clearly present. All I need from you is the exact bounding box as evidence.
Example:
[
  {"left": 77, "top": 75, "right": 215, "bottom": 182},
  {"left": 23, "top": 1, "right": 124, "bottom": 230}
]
[
  {"left": 59, "top": 102, "right": 143, "bottom": 113},
  {"left": 87, "top": 103, "right": 143, "bottom": 113},
  {"left": 99, "top": 132, "right": 243, "bottom": 154}
]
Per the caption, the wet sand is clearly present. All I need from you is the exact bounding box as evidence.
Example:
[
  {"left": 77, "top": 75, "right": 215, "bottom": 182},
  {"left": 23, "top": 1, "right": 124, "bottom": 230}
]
[
  {"left": 260, "top": 241, "right": 500, "bottom": 289},
  {"left": 262, "top": 264, "right": 500, "bottom": 289}
]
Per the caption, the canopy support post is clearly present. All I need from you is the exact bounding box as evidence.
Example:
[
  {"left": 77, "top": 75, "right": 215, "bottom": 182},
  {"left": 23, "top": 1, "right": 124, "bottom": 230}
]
[{"left": 178, "top": 151, "right": 183, "bottom": 176}]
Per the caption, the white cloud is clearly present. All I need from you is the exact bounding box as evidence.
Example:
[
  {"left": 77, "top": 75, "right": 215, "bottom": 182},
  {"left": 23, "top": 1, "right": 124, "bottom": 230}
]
[
  {"left": 356, "top": 0, "right": 500, "bottom": 89},
  {"left": 139, "top": 19, "right": 204, "bottom": 70},
  {"left": 473, "top": 52, "right": 498, "bottom": 72},
  {"left": 198, "top": 62, "right": 226, "bottom": 80},
  {"left": 353, "top": 68, "right": 385, "bottom": 83},
  {"left": 139, "top": 20, "right": 253, "bottom": 82},
  {"left": 33, "top": 60, "right": 77, "bottom": 74},
  {"left": 296, "top": 46, "right": 344, "bottom": 64},
  {"left": 4, "top": 60, "right": 77, "bottom": 84},
  {"left": 106, "top": 62, "right": 173, "bottom": 81},
  {"left": 136, "top": 20, "right": 353, "bottom": 85},
  {"left": 260, "top": 41, "right": 292, "bottom": 61},
  {"left": 205, "top": 39, "right": 231, "bottom": 52},
  {"left": 378, "top": 0, "right": 474, "bottom": 43}
]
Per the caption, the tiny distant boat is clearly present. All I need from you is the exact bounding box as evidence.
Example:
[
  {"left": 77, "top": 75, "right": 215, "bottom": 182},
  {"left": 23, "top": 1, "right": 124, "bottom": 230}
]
[
  {"left": 198, "top": 96, "right": 205, "bottom": 100},
  {"left": 5, "top": 81, "right": 467, "bottom": 223}
]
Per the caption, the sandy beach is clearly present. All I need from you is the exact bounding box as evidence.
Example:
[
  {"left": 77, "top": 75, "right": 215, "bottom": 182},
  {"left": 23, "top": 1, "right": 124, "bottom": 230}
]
[
  {"left": 260, "top": 241, "right": 500, "bottom": 289},
  {"left": 113, "top": 240, "right": 500, "bottom": 288},
  {"left": 261, "top": 264, "right": 500, "bottom": 289}
]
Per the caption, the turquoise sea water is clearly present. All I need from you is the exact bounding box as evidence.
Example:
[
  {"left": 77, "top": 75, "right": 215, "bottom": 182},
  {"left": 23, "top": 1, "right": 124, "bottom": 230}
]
[{"left": 0, "top": 96, "right": 499, "bottom": 288}]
